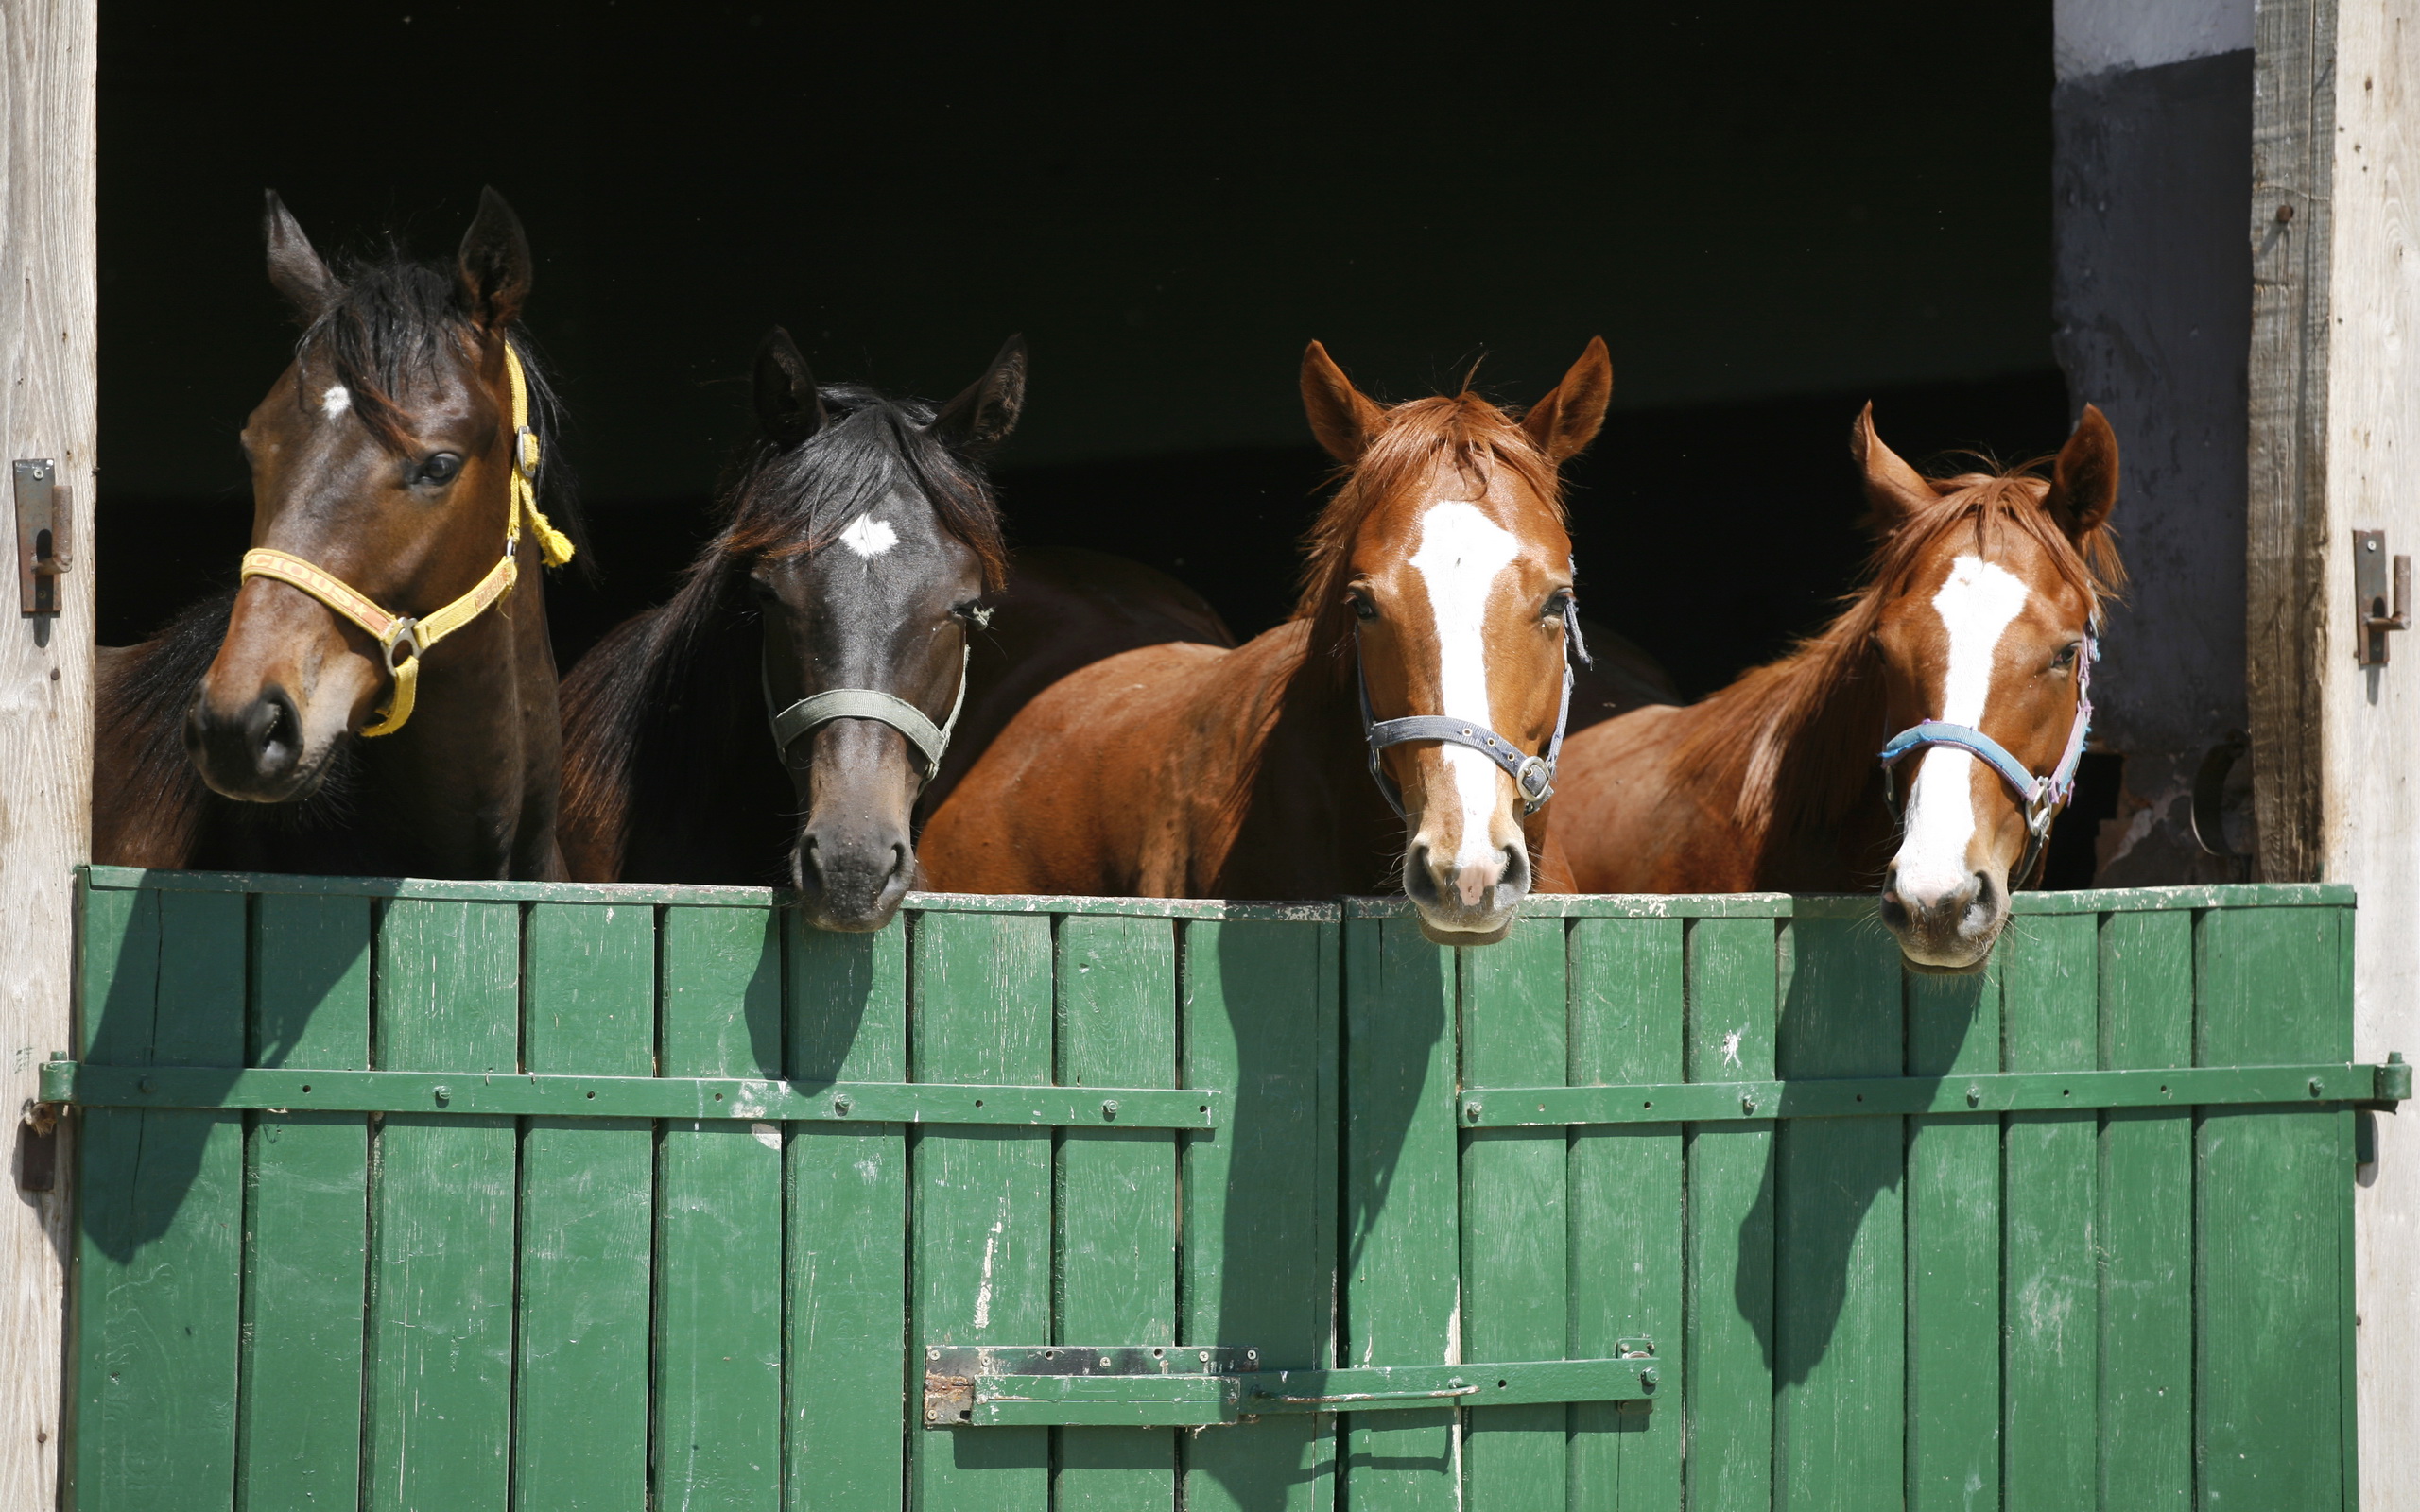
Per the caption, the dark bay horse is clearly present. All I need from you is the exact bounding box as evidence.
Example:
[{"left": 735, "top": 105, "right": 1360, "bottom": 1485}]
[
  {"left": 93, "top": 188, "right": 581, "bottom": 878},
  {"left": 919, "top": 339, "right": 1615, "bottom": 945},
  {"left": 1554, "top": 404, "right": 2122, "bottom": 968},
  {"left": 560, "top": 330, "right": 1028, "bottom": 930}
]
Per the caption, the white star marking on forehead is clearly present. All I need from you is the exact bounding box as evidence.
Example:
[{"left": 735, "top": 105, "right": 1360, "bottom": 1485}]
[
  {"left": 320, "top": 385, "right": 352, "bottom": 418},
  {"left": 838, "top": 515, "right": 898, "bottom": 558}
]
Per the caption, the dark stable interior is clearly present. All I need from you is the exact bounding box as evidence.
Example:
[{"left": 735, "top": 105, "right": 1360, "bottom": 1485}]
[{"left": 96, "top": 0, "right": 2109, "bottom": 884}]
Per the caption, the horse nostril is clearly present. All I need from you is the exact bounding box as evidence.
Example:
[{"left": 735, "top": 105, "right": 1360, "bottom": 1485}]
[{"left": 251, "top": 688, "right": 301, "bottom": 776}]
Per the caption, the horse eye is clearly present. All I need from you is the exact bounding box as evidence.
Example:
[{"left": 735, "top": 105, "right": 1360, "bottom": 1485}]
[
  {"left": 1545, "top": 591, "right": 1574, "bottom": 620},
  {"left": 2053, "top": 642, "right": 2081, "bottom": 669},
  {"left": 414, "top": 453, "right": 462, "bottom": 486},
  {"left": 1348, "top": 590, "right": 1378, "bottom": 622}
]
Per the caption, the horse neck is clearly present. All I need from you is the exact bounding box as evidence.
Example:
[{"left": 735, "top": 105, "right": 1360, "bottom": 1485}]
[{"left": 1209, "top": 623, "right": 1406, "bottom": 895}]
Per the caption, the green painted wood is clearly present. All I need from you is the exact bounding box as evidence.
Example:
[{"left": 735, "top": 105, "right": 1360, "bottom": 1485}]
[
  {"left": 1054, "top": 914, "right": 1181, "bottom": 1511},
  {"left": 911, "top": 910, "right": 1055, "bottom": 1512},
  {"left": 237, "top": 892, "right": 372, "bottom": 1511},
  {"left": 786, "top": 915, "right": 910, "bottom": 1512},
  {"left": 1341, "top": 917, "right": 1460, "bottom": 1512},
  {"left": 1181, "top": 917, "right": 1340, "bottom": 1512},
  {"left": 72, "top": 885, "right": 246, "bottom": 1512},
  {"left": 2000, "top": 914, "right": 2100, "bottom": 1509},
  {"left": 1565, "top": 917, "right": 1684, "bottom": 1512},
  {"left": 516, "top": 902, "right": 655, "bottom": 1512},
  {"left": 1683, "top": 916, "right": 1776, "bottom": 1512},
  {"left": 655, "top": 905, "right": 786, "bottom": 1510},
  {"left": 365, "top": 899, "right": 519, "bottom": 1512},
  {"left": 2194, "top": 905, "right": 2349, "bottom": 1509},
  {"left": 1904, "top": 955, "right": 2001, "bottom": 1512},
  {"left": 1460, "top": 920, "right": 1570, "bottom": 1512},
  {"left": 1772, "top": 914, "right": 1903, "bottom": 1510},
  {"left": 2095, "top": 910, "right": 2191, "bottom": 1512}
]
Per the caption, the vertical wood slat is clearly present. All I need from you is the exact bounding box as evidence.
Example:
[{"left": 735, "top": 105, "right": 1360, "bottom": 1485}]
[
  {"left": 238, "top": 892, "right": 372, "bottom": 1511},
  {"left": 785, "top": 916, "right": 909, "bottom": 1512},
  {"left": 911, "top": 911, "right": 1055, "bottom": 1512},
  {"left": 1340, "top": 918, "right": 1461, "bottom": 1512},
  {"left": 1180, "top": 918, "right": 1339, "bottom": 1512},
  {"left": 72, "top": 885, "right": 246, "bottom": 1512},
  {"left": 2000, "top": 915, "right": 2100, "bottom": 1507},
  {"left": 1683, "top": 916, "right": 1777, "bottom": 1512},
  {"left": 1565, "top": 917, "right": 1684, "bottom": 1512},
  {"left": 1053, "top": 916, "right": 1181, "bottom": 1511},
  {"left": 1460, "top": 921, "right": 1570, "bottom": 1512},
  {"left": 1772, "top": 911, "right": 1904, "bottom": 1510},
  {"left": 1904, "top": 958, "right": 2002, "bottom": 1512},
  {"left": 2195, "top": 905, "right": 2350, "bottom": 1509},
  {"left": 655, "top": 905, "right": 785, "bottom": 1510},
  {"left": 365, "top": 899, "right": 520, "bottom": 1512},
  {"left": 516, "top": 902, "right": 655, "bottom": 1512},
  {"left": 2095, "top": 911, "right": 2192, "bottom": 1512}
]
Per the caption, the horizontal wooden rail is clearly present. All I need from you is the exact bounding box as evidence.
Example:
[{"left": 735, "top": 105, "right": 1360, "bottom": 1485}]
[{"left": 1460, "top": 1059, "right": 2410, "bottom": 1126}]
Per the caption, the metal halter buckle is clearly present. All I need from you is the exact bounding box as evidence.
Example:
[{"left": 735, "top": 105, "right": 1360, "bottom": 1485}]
[
  {"left": 1514, "top": 757, "right": 1553, "bottom": 806},
  {"left": 382, "top": 618, "right": 424, "bottom": 675},
  {"left": 514, "top": 425, "right": 542, "bottom": 481}
]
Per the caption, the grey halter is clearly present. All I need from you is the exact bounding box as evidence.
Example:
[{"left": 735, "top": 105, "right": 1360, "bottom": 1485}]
[
  {"left": 1356, "top": 609, "right": 1589, "bottom": 818},
  {"left": 762, "top": 644, "right": 970, "bottom": 780}
]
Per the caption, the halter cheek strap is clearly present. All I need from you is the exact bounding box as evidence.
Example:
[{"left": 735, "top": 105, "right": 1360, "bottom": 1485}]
[
  {"left": 236, "top": 342, "right": 575, "bottom": 738},
  {"left": 1357, "top": 607, "right": 1589, "bottom": 819},
  {"left": 762, "top": 644, "right": 971, "bottom": 781}
]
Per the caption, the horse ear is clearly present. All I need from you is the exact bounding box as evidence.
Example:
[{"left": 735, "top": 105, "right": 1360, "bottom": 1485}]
[
  {"left": 2044, "top": 404, "right": 2120, "bottom": 541},
  {"left": 263, "top": 190, "right": 337, "bottom": 323},
  {"left": 1301, "top": 341, "right": 1386, "bottom": 462},
  {"left": 933, "top": 335, "right": 1028, "bottom": 458},
  {"left": 456, "top": 186, "right": 532, "bottom": 331},
  {"left": 753, "top": 327, "right": 826, "bottom": 448},
  {"left": 1849, "top": 403, "right": 1938, "bottom": 528},
  {"left": 1521, "top": 336, "right": 1615, "bottom": 463}
]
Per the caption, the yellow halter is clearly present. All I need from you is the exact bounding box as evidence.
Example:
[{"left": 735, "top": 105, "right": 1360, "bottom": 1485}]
[{"left": 238, "top": 342, "right": 576, "bottom": 737}]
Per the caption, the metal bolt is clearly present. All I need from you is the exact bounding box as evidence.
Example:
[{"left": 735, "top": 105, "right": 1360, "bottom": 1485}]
[
  {"left": 433, "top": 1085, "right": 450, "bottom": 1106},
  {"left": 2311, "top": 1077, "right": 2326, "bottom": 1098},
  {"left": 1100, "top": 1098, "right": 1120, "bottom": 1120},
  {"left": 1199, "top": 1350, "right": 1211, "bottom": 1363},
  {"left": 1740, "top": 1092, "right": 1757, "bottom": 1114},
  {"left": 135, "top": 1076, "right": 153, "bottom": 1095},
  {"left": 1099, "top": 1356, "right": 1113, "bottom": 1368},
  {"left": 1967, "top": 1085, "right": 1982, "bottom": 1108},
  {"left": 1465, "top": 1102, "right": 1483, "bottom": 1123},
  {"left": 1640, "top": 1367, "right": 1660, "bottom": 1391},
  {"left": 833, "top": 1093, "right": 852, "bottom": 1117},
  {"left": 929, "top": 1348, "right": 941, "bottom": 1360}
]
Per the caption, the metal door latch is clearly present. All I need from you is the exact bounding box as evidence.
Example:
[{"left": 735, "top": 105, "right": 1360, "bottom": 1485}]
[
  {"left": 2357, "top": 529, "right": 2410, "bottom": 665},
  {"left": 13, "top": 459, "right": 68, "bottom": 616}
]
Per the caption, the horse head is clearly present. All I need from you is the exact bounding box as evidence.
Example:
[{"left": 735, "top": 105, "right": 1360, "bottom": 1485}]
[
  {"left": 1300, "top": 338, "right": 1613, "bottom": 945},
  {"left": 740, "top": 330, "right": 1022, "bottom": 931},
  {"left": 188, "top": 188, "right": 559, "bottom": 804},
  {"left": 1861, "top": 404, "right": 2121, "bottom": 970}
]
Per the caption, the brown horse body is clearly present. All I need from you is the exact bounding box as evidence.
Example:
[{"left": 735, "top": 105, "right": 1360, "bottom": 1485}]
[
  {"left": 94, "top": 190, "right": 576, "bottom": 879},
  {"left": 1556, "top": 404, "right": 2121, "bottom": 966},
  {"left": 922, "top": 340, "right": 1615, "bottom": 943}
]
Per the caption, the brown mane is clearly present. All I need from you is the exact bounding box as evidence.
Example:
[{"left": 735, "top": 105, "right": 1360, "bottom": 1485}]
[{"left": 1674, "top": 457, "right": 2126, "bottom": 844}]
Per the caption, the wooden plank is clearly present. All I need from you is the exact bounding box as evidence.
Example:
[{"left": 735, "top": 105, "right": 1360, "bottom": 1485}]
[
  {"left": 655, "top": 904, "right": 785, "bottom": 1511},
  {"left": 2096, "top": 909, "right": 2192, "bottom": 1512},
  {"left": 1904, "top": 954, "right": 2001, "bottom": 1512},
  {"left": 786, "top": 914, "right": 911, "bottom": 1512},
  {"left": 1054, "top": 915, "right": 1181, "bottom": 1511},
  {"left": 1460, "top": 919, "right": 1569, "bottom": 1512},
  {"left": 2196, "top": 905, "right": 2347, "bottom": 1508},
  {"left": 515, "top": 902, "right": 654, "bottom": 1512},
  {"left": 1340, "top": 917, "right": 1460, "bottom": 1512},
  {"left": 364, "top": 899, "right": 519, "bottom": 1512},
  {"left": 1682, "top": 916, "right": 1776, "bottom": 1512},
  {"left": 71, "top": 886, "right": 245, "bottom": 1511},
  {"left": 1180, "top": 917, "right": 1339, "bottom": 1512},
  {"left": 0, "top": 0, "right": 95, "bottom": 1496},
  {"left": 911, "top": 910, "right": 1054, "bottom": 1512},
  {"left": 1772, "top": 913, "right": 1904, "bottom": 1510},
  {"left": 237, "top": 892, "right": 372, "bottom": 1511},
  {"left": 2000, "top": 913, "right": 2099, "bottom": 1509},
  {"left": 1565, "top": 917, "right": 1684, "bottom": 1512}
]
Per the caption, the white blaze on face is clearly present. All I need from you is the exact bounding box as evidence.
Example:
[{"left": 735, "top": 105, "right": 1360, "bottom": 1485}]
[
  {"left": 1896, "top": 554, "right": 2031, "bottom": 901},
  {"left": 320, "top": 385, "right": 351, "bottom": 419},
  {"left": 838, "top": 514, "right": 898, "bottom": 558},
  {"left": 1408, "top": 501, "right": 1521, "bottom": 877}
]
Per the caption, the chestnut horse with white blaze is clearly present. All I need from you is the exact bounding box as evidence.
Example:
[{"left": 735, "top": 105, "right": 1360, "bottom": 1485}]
[
  {"left": 920, "top": 339, "right": 1613, "bottom": 945},
  {"left": 1554, "top": 404, "right": 2121, "bottom": 969}
]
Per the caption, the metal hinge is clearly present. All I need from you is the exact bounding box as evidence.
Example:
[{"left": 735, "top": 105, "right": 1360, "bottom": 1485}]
[{"left": 921, "top": 1341, "right": 1664, "bottom": 1428}]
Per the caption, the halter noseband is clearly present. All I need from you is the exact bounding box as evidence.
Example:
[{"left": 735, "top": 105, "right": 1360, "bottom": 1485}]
[
  {"left": 1876, "top": 627, "right": 2097, "bottom": 885},
  {"left": 1357, "top": 607, "right": 1588, "bottom": 819},
  {"left": 235, "top": 342, "right": 576, "bottom": 738},
  {"left": 762, "top": 643, "right": 971, "bottom": 782}
]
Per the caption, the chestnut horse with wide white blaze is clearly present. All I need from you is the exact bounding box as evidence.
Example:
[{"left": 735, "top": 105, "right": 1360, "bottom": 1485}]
[
  {"left": 1553, "top": 404, "right": 2121, "bottom": 970},
  {"left": 920, "top": 338, "right": 1613, "bottom": 945}
]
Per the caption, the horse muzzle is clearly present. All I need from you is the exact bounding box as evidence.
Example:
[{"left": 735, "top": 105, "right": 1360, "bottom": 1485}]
[
  {"left": 1405, "top": 839, "right": 1529, "bottom": 947},
  {"left": 185, "top": 679, "right": 330, "bottom": 803},
  {"left": 792, "top": 824, "right": 915, "bottom": 933},
  {"left": 1878, "top": 863, "right": 2007, "bottom": 971}
]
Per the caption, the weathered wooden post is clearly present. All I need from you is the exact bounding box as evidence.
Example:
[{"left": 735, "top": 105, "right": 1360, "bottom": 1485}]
[{"left": 0, "top": 0, "right": 96, "bottom": 1500}]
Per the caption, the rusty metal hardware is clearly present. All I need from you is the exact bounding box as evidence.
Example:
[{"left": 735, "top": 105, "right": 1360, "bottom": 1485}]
[
  {"left": 2357, "top": 529, "right": 2411, "bottom": 665},
  {"left": 17, "top": 1104, "right": 58, "bottom": 1194},
  {"left": 13, "top": 459, "right": 68, "bottom": 616}
]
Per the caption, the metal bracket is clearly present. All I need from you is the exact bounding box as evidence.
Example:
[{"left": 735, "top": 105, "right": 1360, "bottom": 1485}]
[
  {"left": 921, "top": 1343, "right": 1664, "bottom": 1428},
  {"left": 2357, "top": 529, "right": 2411, "bottom": 665},
  {"left": 13, "top": 459, "right": 68, "bottom": 616}
]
